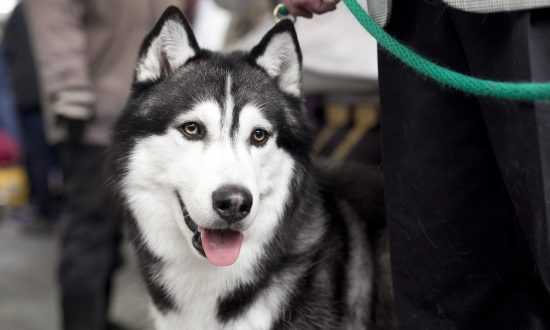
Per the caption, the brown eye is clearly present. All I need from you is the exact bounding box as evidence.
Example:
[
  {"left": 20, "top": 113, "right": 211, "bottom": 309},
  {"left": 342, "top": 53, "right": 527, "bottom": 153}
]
[
  {"left": 251, "top": 129, "right": 269, "bottom": 145},
  {"left": 180, "top": 122, "right": 204, "bottom": 139}
]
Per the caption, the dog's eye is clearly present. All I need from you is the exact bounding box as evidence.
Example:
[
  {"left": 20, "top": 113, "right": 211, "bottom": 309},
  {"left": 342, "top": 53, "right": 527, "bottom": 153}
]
[
  {"left": 180, "top": 122, "right": 204, "bottom": 139},
  {"left": 250, "top": 129, "right": 269, "bottom": 145}
]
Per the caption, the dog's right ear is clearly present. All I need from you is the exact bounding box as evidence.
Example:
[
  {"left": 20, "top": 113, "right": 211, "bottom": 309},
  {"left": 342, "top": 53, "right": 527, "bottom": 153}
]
[
  {"left": 134, "top": 6, "right": 199, "bottom": 84},
  {"left": 250, "top": 19, "right": 302, "bottom": 97}
]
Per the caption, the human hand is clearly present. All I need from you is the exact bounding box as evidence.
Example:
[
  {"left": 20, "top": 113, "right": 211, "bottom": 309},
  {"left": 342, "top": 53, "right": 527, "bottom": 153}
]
[
  {"left": 281, "top": 0, "right": 339, "bottom": 18},
  {"left": 51, "top": 89, "right": 95, "bottom": 143},
  {"left": 57, "top": 116, "right": 89, "bottom": 144}
]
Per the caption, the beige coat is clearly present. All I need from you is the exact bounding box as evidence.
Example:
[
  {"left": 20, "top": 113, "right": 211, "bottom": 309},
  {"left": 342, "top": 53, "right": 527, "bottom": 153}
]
[{"left": 25, "top": 0, "right": 184, "bottom": 144}]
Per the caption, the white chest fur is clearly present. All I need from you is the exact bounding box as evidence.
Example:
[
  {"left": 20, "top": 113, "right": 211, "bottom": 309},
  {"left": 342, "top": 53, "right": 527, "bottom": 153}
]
[{"left": 150, "top": 258, "right": 297, "bottom": 330}]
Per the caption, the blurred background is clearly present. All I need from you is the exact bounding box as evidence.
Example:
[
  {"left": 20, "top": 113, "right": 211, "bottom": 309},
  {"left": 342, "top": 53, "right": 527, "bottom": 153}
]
[{"left": 0, "top": 0, "right": 379, "bottom": 329}]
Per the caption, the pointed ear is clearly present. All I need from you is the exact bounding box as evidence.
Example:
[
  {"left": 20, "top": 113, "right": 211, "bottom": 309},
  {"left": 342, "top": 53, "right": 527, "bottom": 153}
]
[
  {"left": 250, "top": 19, "right": 302, "bottom": 97},
  {"left": 134, "top": 6, "right": 199, "bottom": 84}
]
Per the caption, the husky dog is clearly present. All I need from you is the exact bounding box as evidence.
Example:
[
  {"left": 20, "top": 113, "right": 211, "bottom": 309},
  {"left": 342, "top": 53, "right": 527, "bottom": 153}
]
[{"left": 108, "top": 6, "right": 395, "bottom": 329}]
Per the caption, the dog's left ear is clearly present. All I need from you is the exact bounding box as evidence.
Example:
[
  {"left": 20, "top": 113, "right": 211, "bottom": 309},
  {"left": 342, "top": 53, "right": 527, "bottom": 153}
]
[
  {"left": 134, "top": 6, "right": 199, "bottom": 84},
  {"left": 250, "top": 19, "right": 302, "bottom": 97}
]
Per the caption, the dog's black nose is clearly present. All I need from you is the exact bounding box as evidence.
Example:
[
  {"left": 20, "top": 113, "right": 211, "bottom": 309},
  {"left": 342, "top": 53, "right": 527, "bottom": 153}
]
[{"left": 212, "top": 185, "right": 252, "bottom": 223}]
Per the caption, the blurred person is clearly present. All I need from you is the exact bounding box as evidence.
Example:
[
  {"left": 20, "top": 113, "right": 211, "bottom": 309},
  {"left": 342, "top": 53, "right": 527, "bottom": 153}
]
[
  {"left": 0, "top": 42, "right": 21, "bottom": 142},
  {"left": 214, "top": 0, "right": 273, "bottom": 50},
  {"left": 24, "top": 1, "right": 187, "bottom": 329},
  {"left": 283, "top": 0, "right": 550, "bottom": 328},
  {"left": 0, "top": 42, "right": 28, "bottom": 215},
  {"left": 0, "top": 129, "right": 28, "bottom": 213},
  {"left": 3, "top": 2, "right": 57, "bottom": 224}
]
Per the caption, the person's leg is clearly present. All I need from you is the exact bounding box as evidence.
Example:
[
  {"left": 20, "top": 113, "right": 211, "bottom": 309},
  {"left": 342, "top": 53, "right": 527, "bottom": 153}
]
[
  {"left": 19, "top": 109, "right": 53, "bottom": 220},
  {"left": 58, "top": 143, "right": 121, "bottom": 330},
  {"left": 379, "top": 0, "right": 540, "bottom": 328},
  {"left": 451, "top": 7, "right": 550, "bottom": 326}
]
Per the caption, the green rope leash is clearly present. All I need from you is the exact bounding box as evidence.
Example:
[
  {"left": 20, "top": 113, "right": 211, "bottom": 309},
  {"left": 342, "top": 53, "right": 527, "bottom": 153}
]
[
  {"left": 343, "top": 0, "right": 550, "bottom": 101},
  {"left": 276, "top": 1, "right": 550, "bottom": 101}
]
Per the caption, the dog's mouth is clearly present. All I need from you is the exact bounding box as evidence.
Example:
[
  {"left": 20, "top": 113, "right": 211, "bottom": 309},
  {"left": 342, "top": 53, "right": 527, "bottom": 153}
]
[{"left": 176, "top": 193, "right": 244, "bottom": 267}]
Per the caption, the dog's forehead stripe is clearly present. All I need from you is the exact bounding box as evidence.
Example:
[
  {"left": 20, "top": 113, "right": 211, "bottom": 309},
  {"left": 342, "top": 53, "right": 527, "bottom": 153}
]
[
  {"left": 227, "top": 73, "right": 276, "bottom": 138},
  {"left": 225, "top": 71, "right": 270, "bottom": 139},
  {"left": 229, "top": 76, "right": 241, "bottom": 138},
  {"left": 222, "top": 75, "right": 234, "bottom": 137}
]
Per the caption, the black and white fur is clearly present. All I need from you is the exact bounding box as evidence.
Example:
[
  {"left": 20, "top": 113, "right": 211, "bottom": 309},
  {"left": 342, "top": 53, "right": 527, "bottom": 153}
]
[{"left": 108, "top": 7, "right": 395, "bottom": 329}]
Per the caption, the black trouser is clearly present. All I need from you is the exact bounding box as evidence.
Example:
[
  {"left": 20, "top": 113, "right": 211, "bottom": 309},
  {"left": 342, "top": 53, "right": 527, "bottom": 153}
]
[
  {"left": 58, "top": 143, "right": 121, "bottom": 330},
  {"left": 379, "top": 1, "right": 550, "bottom": 328}
]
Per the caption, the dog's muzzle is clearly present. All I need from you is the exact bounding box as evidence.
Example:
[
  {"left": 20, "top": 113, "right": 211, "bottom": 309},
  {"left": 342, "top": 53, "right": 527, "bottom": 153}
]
[{"left": 175, "top": 191, "right": 246, "bottom": 267}]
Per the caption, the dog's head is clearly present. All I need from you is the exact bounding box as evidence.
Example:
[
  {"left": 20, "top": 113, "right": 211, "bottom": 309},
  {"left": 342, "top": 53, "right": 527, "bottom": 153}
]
[{"left": 110, "top": 7, "right": 311, "bottom": 267}]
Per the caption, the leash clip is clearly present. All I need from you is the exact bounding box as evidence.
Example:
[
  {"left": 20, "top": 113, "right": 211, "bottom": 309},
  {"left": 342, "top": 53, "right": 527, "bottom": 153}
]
[{"left": 273, "top": 3, "right": 296, "bottom": 23}]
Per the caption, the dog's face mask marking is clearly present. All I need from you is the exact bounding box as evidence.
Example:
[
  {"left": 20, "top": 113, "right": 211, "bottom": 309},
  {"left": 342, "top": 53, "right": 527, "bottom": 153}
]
[{"left": 118, "top": 8, "right": 307, "bottom": 267}]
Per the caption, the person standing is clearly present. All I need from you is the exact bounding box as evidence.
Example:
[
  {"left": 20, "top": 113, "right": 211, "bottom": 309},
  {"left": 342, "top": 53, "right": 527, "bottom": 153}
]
[
  {"left": 4, "top": 3, "right": 56, "bottom": 224},
  {"left": 0, "top": 43, "right": 20, "bottom": 142},
  {"left": 282, "top": 0, "right": 550, "bottom": 328},
  {"left": 24, "top": 1, "right": 186, "bottom": 329}
]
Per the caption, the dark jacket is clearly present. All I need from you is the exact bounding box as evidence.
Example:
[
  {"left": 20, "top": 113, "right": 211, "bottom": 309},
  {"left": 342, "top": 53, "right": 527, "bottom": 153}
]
[{"left": 3, "top": 3, "right": 40, "bottom": 112}]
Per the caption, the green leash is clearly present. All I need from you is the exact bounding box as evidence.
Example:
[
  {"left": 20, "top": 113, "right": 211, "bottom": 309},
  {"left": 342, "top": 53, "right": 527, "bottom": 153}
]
[{"left": 276, "top": 1, "right": 550, "bottom": 101}]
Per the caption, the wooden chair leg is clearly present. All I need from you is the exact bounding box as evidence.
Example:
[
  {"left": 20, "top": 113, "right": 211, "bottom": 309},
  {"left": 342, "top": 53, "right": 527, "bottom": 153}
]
[
  {"left": 313, "top": 104, "right": 350, "bottom": 153},
  {"left": 331, "top": 104, "right": 378, "bottom": 161}
]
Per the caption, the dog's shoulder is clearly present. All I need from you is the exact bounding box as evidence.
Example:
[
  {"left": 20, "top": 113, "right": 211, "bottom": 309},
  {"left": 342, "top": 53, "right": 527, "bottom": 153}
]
[{"left": 313, "top": 159, "right": 385, "bottom": 234}]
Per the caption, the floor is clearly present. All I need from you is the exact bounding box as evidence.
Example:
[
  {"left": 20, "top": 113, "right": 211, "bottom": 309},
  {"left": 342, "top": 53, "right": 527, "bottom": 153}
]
[{"left": 0, "top": 218, "right": 150, "bottom": 330}]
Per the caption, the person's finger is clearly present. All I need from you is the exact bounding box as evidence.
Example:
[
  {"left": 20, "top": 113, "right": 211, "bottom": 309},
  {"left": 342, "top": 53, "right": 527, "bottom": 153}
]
[
  {"left": 319, "top": 0, "right": 338, "bottom": 12},
  {"left": 282, "top": 1, "right": 314, "bottom": 18},
  {"left": 293, "top": 5, "right": 314, "bottom": 18},
  {"left": 302, "top": 0, "right": 337, "bottom": 14}
]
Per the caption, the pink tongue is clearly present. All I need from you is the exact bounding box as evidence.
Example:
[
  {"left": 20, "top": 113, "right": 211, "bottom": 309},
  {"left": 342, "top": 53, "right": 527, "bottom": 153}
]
[{"left": 201, "top": 229, "right": 244, "bottom": 266}]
